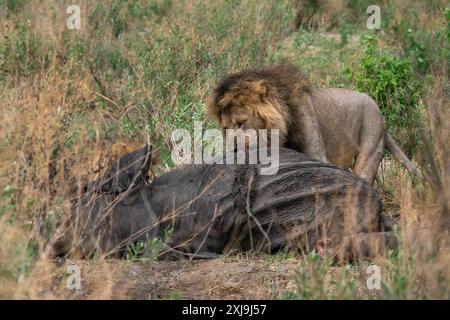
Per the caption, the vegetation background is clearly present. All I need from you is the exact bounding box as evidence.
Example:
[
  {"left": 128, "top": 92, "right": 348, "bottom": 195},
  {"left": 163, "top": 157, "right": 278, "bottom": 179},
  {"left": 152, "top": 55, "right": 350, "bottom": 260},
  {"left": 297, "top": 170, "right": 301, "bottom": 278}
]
[{"left": 0, "top": 0, "right": 448, "bottom": 299}]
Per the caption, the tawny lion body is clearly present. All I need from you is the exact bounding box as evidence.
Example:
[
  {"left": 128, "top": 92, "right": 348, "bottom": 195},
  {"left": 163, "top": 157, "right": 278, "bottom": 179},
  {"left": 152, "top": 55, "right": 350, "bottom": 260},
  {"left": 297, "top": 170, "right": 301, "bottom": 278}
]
[{"left": 207, "top": 64, "right": 419, "bottom": 185}]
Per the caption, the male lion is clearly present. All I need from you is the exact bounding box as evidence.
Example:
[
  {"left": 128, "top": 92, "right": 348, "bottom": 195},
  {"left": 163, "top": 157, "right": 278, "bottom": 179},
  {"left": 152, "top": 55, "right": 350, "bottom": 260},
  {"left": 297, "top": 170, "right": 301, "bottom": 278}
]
[{"left": 207, "top": 64, "right": 419, "bottom": 185}]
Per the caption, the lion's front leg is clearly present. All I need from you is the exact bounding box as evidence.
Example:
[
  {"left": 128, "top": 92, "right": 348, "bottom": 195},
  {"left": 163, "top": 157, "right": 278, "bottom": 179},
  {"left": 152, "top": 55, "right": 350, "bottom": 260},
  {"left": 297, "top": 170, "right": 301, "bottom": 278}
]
[
  {"left": 302, "top": 129, "right": 329, "bottom": 163},
  {"left": 293, "top": 95, "right": 329, "bottom": 163}
]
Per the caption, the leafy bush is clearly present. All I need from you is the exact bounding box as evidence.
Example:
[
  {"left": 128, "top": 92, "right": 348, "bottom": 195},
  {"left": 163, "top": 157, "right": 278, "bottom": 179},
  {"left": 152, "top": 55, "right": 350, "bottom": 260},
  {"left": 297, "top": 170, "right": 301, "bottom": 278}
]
[
  {"left": 446, "top": 8, "right": 450, "bottom": 40},
  {"left": 388, "top": 7, "right": 450, "bottom": 75},
  {"left": 125, "top": 228, "right": 173, "bottom": 262},
  {"left": 343, "top": 35, "right": 422, "bottom": 156}
]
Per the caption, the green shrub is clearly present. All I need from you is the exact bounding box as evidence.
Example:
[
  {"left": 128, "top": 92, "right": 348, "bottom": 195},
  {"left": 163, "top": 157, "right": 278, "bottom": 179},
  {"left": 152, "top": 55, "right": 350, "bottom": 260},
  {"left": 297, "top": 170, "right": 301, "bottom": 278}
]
[
  {"left": 343, "top": 35, "right": 423, "bottom": 156},
  {"left": 385, "top": 6, "right": 450, "bottom": 76},
  {"left": 394, "top": 12, "right": 445, "bottom": 74},
  {"left": 446, "top": 8, "right": 450, "bottom": 40},
  {"left": 125, "top": 228, "right": 173, "bottom": 262}
]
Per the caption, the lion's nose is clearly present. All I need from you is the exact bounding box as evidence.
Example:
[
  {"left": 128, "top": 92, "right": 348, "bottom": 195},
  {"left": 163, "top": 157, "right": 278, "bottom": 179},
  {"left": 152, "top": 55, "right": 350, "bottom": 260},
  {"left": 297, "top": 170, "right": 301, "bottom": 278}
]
[{"left": 235, "top": 120, "right": 246, "bottom": 129}]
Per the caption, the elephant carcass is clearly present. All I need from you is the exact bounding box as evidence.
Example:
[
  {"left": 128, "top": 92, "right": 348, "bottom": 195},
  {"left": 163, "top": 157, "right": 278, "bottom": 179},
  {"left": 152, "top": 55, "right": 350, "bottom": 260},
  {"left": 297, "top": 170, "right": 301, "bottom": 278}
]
[{"left": 52, "top": 146, "right": 395, "bottom": 261}]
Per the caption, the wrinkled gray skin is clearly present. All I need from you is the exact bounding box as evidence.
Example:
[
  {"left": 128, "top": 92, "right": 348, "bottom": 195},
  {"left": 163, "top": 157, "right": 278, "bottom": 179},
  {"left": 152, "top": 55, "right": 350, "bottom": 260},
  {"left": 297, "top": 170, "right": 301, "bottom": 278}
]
[
  {"left": 294, "top": 88, "right": 419, "bottom": 185},
  {"left": 53, "top": 146, "right": 396, "bottom": 261}
]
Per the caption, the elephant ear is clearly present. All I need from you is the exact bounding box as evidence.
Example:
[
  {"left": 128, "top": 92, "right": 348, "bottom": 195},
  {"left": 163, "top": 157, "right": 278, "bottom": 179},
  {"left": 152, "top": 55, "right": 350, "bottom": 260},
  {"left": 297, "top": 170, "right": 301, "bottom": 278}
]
[{"left": 97, "top": 145, "right": 153, "bottom": 194}]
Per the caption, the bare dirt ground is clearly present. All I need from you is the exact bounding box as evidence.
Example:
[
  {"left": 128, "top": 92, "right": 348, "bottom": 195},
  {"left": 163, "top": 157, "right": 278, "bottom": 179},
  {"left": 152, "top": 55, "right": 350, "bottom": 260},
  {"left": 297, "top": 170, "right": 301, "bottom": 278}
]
[
  {"left": 125, "top": 258, "right": 301, "bottom": 299},
  {"left": 46, "top": 256, "right": 375, "bottom": 300},
  {"left": 48, "top": 257, "right": 303, "bottom": 299}
]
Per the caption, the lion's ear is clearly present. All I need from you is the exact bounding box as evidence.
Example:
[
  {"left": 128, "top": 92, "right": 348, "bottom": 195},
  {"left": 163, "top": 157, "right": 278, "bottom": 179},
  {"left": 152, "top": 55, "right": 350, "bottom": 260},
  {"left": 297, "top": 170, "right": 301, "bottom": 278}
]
[{"left": 250, "top": 80, "right": 267, "bottom": 101}]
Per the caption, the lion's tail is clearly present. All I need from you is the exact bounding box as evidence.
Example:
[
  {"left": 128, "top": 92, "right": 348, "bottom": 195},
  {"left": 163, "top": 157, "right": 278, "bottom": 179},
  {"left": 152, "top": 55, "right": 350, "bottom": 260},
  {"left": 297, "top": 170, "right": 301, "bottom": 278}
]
[{"left": 385, "top": 133, "right": 420, "bottom": 176}]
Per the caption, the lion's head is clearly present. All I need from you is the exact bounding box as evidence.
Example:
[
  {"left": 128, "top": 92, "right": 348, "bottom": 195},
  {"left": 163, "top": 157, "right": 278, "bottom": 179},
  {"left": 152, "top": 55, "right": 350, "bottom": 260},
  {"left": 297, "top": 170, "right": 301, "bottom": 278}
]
[{"left": 207, "top": 64, "right": 311, "bottom": 147}]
